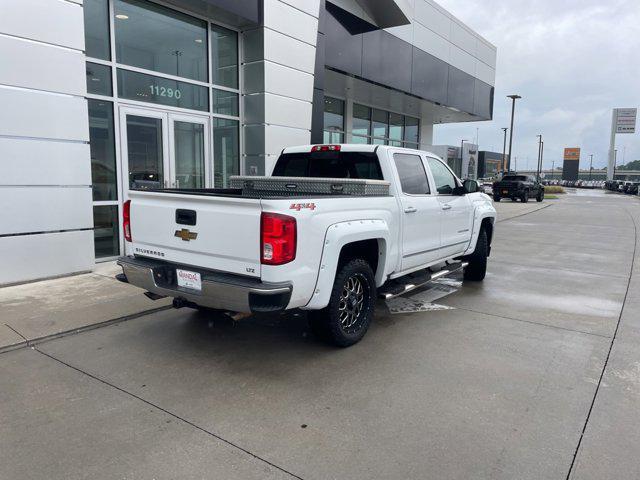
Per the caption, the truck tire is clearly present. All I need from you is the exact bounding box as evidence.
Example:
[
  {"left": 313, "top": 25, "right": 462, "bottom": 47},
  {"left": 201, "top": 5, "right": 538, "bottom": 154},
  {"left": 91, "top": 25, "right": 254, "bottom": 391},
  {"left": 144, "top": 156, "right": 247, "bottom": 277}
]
[
  {"left": 536, "top": 190, "right": 544, "bottom": 202},
  {"left": 493, "top": 195, "right": 501, "bottom": 202},
  {"left": 464, "top": 228, "right": 488, "bottom": 281},
  {"left": 521, "top": 190, "right": 529, "bottom": 203},
  {"left": 309, "top": 259, "right": 376, "bottom": 347}
]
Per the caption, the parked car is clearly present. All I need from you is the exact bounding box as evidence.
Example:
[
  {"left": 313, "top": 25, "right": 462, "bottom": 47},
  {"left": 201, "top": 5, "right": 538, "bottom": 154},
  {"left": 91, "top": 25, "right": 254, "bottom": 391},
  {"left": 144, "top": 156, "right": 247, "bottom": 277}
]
[
  {"left": 117, "top": 144, "right": 497, "bottom": 347},
  {"left": 492, "top": 174, "right": 544, "bottom": 202}
]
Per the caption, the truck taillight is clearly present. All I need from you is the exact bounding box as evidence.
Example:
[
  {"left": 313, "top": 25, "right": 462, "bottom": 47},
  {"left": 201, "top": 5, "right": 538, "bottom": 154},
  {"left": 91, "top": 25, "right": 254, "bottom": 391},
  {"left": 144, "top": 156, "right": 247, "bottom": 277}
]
[
  {"left": 123, "top": 200, "right": 132, "bottom": 242},
  {"left": 261, "top": 212, "right": 296, "bottom": 265},
  {"left": 311, "top": 144, "right": 341, "bottom": 152}
]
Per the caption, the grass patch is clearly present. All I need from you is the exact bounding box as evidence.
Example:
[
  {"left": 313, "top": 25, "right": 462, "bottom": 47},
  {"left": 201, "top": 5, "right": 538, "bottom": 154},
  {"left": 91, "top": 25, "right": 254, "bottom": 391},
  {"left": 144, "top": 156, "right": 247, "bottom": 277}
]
[
  {"left": 544, "top": 186, "right": 566, "bottom": 194},
  {"left": 544, "top": 194, "right": 559, "bottom": 199}
]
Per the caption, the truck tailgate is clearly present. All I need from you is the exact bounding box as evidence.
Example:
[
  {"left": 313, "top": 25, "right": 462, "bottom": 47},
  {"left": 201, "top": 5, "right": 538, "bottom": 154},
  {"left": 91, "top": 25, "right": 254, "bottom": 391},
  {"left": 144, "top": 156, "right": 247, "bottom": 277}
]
[{"left": 129, "top": 191, "right": 261, "bottom": 277}]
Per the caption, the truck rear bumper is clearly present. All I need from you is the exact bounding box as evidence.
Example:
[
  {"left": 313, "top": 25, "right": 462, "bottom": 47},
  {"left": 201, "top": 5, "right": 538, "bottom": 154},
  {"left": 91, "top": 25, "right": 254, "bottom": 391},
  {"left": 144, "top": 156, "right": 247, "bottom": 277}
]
[{"left": 117, "top": 256, "right": 292, "bottom": 313}]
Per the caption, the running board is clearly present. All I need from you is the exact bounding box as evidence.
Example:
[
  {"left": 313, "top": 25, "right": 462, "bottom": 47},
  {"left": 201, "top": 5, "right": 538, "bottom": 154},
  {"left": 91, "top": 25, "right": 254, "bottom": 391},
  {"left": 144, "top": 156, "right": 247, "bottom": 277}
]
[{"left": 379, "top": 261, "right": 468, "bottom": 300}]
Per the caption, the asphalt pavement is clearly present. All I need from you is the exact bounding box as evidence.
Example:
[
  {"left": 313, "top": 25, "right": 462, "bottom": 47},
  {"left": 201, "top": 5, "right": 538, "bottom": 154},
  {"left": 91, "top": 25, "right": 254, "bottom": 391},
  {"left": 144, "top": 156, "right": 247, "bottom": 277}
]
[{"left": 1, "top": 191, "right": 639, "bottom": 480}]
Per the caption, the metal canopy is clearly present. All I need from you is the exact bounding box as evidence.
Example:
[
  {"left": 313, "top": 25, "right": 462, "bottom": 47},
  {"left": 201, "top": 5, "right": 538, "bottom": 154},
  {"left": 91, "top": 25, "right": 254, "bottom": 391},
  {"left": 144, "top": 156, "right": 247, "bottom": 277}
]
[{"left": 328, "top": 0, "right": 412, "bottom": 29}]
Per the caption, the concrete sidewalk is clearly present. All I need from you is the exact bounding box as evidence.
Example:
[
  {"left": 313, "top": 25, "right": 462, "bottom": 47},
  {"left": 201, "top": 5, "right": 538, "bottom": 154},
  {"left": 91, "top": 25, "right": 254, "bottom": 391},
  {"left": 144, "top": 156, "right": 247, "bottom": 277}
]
[
  {"left": 0, "top": 199, "right": 552, "bottom": 353},
  {"left": 0, "top": 262, "right": 171, "bottom": 352}
]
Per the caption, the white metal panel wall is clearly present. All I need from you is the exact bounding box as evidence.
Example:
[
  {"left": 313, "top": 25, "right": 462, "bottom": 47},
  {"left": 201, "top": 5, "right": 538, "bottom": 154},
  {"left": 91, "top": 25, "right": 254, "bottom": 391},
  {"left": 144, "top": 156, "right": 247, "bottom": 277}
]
[
  {"left": 0, "top": 0, "right": 85, "bottom": 51},
  {"left": 0, "top": 139, "right": 91, "bottom": 186},
  {"left": 0, "top": 0, "right": 93, "bottom": 285},
  {"left": 0, "top": 231, "right": 94, "bottom": 285},
  {"left": 0, "top": 88, "right": 89, "bottom": 141},
  {"left": 263, "top": 0, "right": 319, "bottom": 46},
  {"left": 0, "top": 35, "right": 86, "bottom": 96},
  {"left": 241, "top": 0, "right": 321, "bottom": 176},
  {"left": 0, "top": 187, "right": 93, "bottom": 235}
]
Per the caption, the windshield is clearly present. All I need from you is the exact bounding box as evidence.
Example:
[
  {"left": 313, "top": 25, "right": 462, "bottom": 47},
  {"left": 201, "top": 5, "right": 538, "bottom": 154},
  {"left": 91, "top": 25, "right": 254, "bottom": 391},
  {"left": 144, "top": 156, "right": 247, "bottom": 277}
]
[{"left": 272, "top": 151, "right": 383, "bottom": 180}]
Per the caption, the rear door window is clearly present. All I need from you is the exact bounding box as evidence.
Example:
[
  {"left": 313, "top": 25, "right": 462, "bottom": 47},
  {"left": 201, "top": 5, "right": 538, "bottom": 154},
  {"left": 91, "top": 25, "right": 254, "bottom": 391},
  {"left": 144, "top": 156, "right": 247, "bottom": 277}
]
[
  {"left": 272, "top": 151, "right": 383, "bottom": 180},
  {"left": 393, "top": 153, "right": 430, "bottom": 195}
]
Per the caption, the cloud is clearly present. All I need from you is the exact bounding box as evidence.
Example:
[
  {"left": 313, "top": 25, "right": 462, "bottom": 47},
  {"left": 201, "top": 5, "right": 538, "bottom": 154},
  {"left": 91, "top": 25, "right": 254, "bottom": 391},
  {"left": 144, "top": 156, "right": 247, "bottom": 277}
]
[{"left": 433, "top": 0, "right": 640, "bottom": 169}]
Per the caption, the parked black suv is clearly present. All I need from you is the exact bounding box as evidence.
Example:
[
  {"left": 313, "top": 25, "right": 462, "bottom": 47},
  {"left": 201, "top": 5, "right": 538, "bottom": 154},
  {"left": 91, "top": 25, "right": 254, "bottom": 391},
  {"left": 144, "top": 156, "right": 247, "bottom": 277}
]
[{"left": 493, "top": 174, "right": 544, "bottom": 203}]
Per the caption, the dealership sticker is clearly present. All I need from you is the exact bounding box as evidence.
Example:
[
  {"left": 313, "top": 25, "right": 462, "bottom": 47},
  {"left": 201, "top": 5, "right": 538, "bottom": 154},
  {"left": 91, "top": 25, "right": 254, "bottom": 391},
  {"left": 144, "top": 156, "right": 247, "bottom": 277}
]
[{"left": 176, "top": 269, "right": 202, "bottom": 291}]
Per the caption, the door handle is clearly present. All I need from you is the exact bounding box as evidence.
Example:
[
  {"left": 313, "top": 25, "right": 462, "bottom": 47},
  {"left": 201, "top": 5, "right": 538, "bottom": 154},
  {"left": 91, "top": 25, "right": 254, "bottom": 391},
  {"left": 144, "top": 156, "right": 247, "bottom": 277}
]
[
  {"left": 442, "top": 204, "right": 452, "bottom": 210},
  {"left": 404, "top": 206, "right": 418, "bottom": 213}
]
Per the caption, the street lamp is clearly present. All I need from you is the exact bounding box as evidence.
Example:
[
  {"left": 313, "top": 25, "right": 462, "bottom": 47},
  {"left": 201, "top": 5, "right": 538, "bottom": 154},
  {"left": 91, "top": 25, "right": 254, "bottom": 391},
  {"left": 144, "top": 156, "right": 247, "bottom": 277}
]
[
  {"left": 589, "top": 154, "right": 593, "bottom": 180},
  {"left": 552, "top": 160, "right": 555, "bottom": 180},
  {"left": 460, "top": 139, "right": 468, "bottom": 177},
  {"left": 506, "top": 94, "right": 522, "bottom": 172},
  {"left": 501, "top": 127, "right": 508, "bottom": 174},
  {"left": 536, "top": 134, "right": 543, "bottom": 182}
]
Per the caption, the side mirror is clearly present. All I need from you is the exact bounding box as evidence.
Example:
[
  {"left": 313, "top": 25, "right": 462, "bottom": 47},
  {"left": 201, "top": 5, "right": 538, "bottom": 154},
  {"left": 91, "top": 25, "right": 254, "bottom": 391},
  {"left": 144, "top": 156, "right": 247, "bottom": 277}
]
[{"left": 463, "top": 179, "right": 480, "bottom": 194}]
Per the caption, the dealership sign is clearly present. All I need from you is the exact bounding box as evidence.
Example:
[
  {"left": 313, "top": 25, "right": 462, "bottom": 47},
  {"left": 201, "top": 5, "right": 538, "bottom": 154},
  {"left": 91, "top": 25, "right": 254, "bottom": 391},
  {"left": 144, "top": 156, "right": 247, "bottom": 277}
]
[
  {"left": 563, "top": 147, "right": 581, "bottom": 161},
  {"left": 614, "top": 108, "right": 637, "bottom": 134}
]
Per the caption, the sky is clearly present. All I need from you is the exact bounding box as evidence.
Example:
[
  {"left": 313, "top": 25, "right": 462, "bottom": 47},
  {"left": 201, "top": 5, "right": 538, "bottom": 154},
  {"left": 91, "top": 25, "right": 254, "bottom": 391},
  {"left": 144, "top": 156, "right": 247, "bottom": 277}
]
[{"left": 432, "top": 0, "right": 640, "bottom": 170}]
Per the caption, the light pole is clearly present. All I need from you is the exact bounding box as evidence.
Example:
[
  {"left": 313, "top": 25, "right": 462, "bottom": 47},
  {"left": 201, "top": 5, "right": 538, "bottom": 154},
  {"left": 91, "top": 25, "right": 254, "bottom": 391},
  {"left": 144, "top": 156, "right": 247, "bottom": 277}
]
[
  {"left": 541, "top": 141, "right": 544, "bottom": 180},
  {"left": 589, "top": 154, "right": 593, "bottom": 180},
  {"left": 536, "top": 134, "right": 543, "bottom": 182},
  {"left": 460, "top": 139, "right": 468, "bottom": 178},
  {"left": 552, "top": 160, "right": 555, "bottom": 180},
  {"left": 501, "top": 127, "right": 508, "bottom": 174},
  {"left": 506, "top": 94, "right": 522, "bottom": 172},
  {"left": 614, "top": 149, "right": 618, "bottom": 178}
]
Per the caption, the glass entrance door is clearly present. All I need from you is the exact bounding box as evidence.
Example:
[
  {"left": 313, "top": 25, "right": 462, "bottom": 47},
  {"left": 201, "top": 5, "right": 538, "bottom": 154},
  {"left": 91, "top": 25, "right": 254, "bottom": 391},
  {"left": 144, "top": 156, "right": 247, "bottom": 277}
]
[{"left": 119, "top": 106, "right": 210, "bottom": 199}]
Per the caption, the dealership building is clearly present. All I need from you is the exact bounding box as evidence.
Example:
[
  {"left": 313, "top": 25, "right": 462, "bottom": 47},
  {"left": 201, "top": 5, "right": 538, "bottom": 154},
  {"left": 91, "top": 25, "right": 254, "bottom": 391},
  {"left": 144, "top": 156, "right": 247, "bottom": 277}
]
[{"left": 0, "top": 0, "right": 496, "bottom": 285}]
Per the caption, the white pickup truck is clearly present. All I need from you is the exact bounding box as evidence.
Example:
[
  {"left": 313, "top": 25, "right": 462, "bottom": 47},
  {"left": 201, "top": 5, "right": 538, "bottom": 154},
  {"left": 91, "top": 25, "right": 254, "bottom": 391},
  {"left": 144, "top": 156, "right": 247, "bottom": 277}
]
[{"left": 118, "top": 144, "right": 496, "bottom": 346}]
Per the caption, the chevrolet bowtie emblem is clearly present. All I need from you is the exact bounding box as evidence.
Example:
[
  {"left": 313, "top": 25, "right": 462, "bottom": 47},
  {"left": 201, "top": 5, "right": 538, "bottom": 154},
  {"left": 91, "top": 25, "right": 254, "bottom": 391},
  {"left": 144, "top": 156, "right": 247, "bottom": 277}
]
[{"left": 174, "top": 228, "right": 198, "bottom": 241}]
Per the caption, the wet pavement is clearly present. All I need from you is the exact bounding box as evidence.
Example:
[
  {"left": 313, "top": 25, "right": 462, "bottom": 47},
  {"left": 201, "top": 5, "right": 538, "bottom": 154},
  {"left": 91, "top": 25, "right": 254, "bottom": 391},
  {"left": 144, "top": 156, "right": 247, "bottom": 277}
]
[{"left": 1, "top": 191, "right": 639, "bottom": 479}]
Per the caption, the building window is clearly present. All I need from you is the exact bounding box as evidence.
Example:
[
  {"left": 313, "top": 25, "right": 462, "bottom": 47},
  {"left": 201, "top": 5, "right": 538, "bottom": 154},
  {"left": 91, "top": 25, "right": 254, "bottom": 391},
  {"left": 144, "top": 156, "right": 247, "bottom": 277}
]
[
  {"left": 213, "top": 118, "right": 239, "bottom": 188},
  {"left": 88, "top": 100, "right": 117, "bottom": 202},
  {"left": 372, "top": 109, "right": 388, "bottom": 141},
  {"left": 353, "top": 103, "right": 371, "bottom": 137},
  {"left": 93, "top": 205, "right": 120, "bottom": 258},
  {"left": 389, "top": 113, "right": 403, "bottom": 145},
  {"left": 114, "top": 0, "right": 208, "bottom": 82},
  {"left": 86, "top": 62, "right": 113, "bottom": 96},
  {"left": 404, "top": 115, "right": 420, "bottom": 144},
  {"left": 84, "top": 0, "right": 111, "bottom": 60},
  {"left": 323, "top": 96, "right": 344, "bottom": 143},
  {"left": 352, "top": 104, "right": 420, "bottom": 147},
  {"left": 212, "top": 89, "right": 239, "bottom": 116},
  {"left": 211, "top": 25, "right": 238, "bottom": 88},
  {"left": 116, "top": 68, "right": 209, "bottom": 111}
]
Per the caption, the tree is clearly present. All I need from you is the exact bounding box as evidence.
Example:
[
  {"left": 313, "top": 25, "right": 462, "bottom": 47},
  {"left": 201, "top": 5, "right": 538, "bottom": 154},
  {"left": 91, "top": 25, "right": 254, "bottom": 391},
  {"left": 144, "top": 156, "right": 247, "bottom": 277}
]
[{"left": 618, "top": 159, "right": 640, "bottom": 170}]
